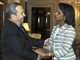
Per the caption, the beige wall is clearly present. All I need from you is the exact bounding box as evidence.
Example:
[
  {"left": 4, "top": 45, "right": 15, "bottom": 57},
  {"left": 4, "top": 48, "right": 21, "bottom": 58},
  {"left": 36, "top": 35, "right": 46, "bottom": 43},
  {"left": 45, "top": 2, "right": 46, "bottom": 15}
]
[
  {"left": 7, "top": 0, "right": 20, "bottom": 3},
  {"left": 7, "top": 0, "right": 80, "bottom": 38},
  {"left": 27, "top": 0, "right": 80, "bottom": 38},
  {"left": 27, "top": 0, "right": 58, "bottom": 34},
  {"left": 7, "top": 0, "right": 25, "bottom": 10},
  {"left": 6, "top": 0, "right": 58, "bottom": 35},
  {"left": 20, "top": 0, "right": 25, "bottom": 11},
  {"left": 74, "top": 6, "right": 80, "bottom": 38}
]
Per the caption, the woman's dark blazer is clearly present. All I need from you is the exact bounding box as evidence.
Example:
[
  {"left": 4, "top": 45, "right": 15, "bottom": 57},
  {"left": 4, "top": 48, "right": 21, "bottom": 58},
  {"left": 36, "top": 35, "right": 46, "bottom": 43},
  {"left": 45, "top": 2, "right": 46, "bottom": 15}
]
[{"left": 1, "top": 20, "right": 44, "bottom": 60}]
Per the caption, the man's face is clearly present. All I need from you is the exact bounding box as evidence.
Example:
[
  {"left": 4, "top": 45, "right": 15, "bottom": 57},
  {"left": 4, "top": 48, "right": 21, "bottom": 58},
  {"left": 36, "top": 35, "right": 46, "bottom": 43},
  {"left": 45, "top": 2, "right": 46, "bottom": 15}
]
[{"left": 15, "top": 5, "right": 26, "bottom": 25}]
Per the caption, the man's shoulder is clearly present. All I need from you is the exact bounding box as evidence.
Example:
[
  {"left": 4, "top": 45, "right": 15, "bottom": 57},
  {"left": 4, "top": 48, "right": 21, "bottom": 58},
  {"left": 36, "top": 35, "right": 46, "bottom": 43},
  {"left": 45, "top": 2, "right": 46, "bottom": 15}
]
[{"left": 3, "top": 22, "right": 19, "bottom": 34}]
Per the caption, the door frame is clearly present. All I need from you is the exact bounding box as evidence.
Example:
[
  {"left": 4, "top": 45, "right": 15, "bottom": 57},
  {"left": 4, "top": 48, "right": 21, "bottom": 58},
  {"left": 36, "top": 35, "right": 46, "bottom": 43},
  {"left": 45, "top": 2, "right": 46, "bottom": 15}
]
[
  {"left": 0, "top": 0, "right": 7, "bottom": 26},
  {"left": 27, "top": 0, "right": 58, "bottom": 35}
]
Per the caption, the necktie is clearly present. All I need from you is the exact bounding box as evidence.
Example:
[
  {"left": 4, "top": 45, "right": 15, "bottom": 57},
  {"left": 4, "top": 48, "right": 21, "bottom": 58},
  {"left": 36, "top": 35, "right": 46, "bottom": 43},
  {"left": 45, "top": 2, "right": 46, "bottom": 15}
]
[
  {"left": 20, "top": 26, "right": 32, "bottom": 51},
  {"left": 20, "top": 26, "right": 27, "bottom": 35}
]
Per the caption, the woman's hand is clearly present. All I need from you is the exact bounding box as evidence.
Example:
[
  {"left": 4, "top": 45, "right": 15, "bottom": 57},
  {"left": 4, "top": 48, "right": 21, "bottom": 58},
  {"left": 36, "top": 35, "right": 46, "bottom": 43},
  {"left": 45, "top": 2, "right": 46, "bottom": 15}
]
[
  {"left": 45, "top": 38, "right": 50, "bottom": 46},
  {"left": 35, "top": 48, "right": 54, "bottom": 57},
  {"left": 37, "top": 55, "right": 42, "bottom": 60},
  {"left": 35, "top": 49, "right": 46, "bottom": 56}
]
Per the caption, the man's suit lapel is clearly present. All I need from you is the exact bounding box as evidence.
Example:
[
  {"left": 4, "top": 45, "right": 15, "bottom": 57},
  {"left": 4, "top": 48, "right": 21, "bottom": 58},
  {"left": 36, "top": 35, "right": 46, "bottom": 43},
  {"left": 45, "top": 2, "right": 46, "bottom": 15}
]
[{"left": 7, "top": 20, "right": 32, "bottom": 50}]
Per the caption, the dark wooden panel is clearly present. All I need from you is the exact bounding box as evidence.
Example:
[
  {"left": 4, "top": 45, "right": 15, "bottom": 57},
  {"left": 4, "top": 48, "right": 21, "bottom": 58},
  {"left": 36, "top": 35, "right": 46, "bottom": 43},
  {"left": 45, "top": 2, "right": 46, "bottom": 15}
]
[{"left": 31, "top": 7, "right": 51, "bottom": 39}]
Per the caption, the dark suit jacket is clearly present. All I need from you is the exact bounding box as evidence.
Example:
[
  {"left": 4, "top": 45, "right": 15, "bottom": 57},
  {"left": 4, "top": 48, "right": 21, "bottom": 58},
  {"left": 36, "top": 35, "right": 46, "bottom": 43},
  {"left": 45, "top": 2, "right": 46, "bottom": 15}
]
[{"left": 1, "top": 20, "right": 44, "bottom": 60}]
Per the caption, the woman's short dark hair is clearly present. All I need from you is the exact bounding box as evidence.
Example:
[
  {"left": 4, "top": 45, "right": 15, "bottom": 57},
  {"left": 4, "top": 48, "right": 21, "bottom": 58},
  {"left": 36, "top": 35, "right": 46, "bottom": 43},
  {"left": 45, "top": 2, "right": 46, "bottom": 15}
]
[
  {"left": 6, "top": 2, "right": 21, "bottom": 19},
  {"left": 59, "top": 3, "right": 75, "bottom": 27}
]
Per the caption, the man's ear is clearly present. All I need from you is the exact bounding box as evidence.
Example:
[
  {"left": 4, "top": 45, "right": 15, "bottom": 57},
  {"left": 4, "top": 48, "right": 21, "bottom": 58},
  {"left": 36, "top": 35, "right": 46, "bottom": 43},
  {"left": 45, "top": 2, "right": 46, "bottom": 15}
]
[{"left": 11, "top": 14, "right": 16, "bottom": 19}]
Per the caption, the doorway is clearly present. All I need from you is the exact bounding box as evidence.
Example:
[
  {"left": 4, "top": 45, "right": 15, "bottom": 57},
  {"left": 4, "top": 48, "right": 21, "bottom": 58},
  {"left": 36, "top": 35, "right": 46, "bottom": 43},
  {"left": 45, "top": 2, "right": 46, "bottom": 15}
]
[
  {"left": 0, "top": 3, "right": 3, "bottom": 30},
  {"left": 31, "top": 7, "right": 51, "bottom": 39},
  {"left": 0, "top": 0, "right": 7, "bottom": 40},
  {"left": 0, "top": 1, "right": 4, "bottom": 40}
]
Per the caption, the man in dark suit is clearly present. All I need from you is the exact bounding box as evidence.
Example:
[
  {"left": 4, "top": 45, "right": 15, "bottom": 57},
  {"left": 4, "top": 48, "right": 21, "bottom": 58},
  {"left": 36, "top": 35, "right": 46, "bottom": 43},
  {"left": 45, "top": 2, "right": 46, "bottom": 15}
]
[{"left": 1, "top": 2, "right": 48, "bottom": 60}]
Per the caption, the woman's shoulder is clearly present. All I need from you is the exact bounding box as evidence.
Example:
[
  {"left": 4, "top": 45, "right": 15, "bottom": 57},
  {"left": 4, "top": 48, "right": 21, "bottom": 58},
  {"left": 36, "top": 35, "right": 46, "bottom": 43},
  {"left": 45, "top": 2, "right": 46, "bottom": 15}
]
[
  {"left": 65, "top": 23, "right": 75, "bottom": 31},
  {"left": 53, "top": 24, "right": 59, "bottom": 28},
  {"left": 64, "top": 24, "right": 76, "bottom": 35}
]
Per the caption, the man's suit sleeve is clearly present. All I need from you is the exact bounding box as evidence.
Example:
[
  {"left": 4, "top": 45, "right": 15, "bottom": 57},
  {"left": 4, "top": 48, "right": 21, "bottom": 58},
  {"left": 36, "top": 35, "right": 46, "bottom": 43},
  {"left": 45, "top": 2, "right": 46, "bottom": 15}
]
[
  {"left": 28, "top": 36, "right": 44, "bottom": 48},
  {"left": 6, "top": 30, "right": 38, "bottom": 60},
  {"left": 22, "top": 25, "right": 44, "bottom": 48}
]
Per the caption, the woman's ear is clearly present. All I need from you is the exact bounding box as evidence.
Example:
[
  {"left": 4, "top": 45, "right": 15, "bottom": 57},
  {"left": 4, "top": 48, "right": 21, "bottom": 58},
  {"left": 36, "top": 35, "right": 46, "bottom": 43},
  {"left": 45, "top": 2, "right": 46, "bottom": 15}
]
[
  {"left": 64, "top": 18, "right": 65, "bottom": 20},
  {"left": 64, "top": 16, "right": 65, "bottom": 20}
]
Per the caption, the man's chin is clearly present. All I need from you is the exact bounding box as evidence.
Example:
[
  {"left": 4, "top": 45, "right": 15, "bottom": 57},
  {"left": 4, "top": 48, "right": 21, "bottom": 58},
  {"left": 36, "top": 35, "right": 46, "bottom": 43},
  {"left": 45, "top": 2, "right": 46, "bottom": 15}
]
[
  {"left": 20, "top": 21, "right": 24, "bottom": 24},
  {"left": 22, "top": 20, "right": 24, "bottom": 23}
]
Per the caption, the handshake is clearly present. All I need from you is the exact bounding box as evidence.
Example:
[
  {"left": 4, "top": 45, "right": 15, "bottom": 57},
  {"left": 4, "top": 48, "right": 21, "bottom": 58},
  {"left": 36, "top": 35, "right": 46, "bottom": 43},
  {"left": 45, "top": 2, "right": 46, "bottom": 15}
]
[
  {"left": 44, "top": 38, "right": 50, "bottom": 46},
  {"left": 35, "top": 38, "right": 50, "bottom": 60}
]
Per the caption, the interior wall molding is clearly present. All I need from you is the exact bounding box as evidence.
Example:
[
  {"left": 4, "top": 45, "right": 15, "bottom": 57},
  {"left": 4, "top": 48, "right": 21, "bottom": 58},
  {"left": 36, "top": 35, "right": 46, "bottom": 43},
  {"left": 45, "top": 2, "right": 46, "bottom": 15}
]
[
  {"left": 25, "top": 0, "right": 27, "bottom": 2},
  {"left": 27, "top": 0, "right": 58, "bottom": 34},
  {"left": 7, "top": 0, "right": 20, "bottom": 3}
]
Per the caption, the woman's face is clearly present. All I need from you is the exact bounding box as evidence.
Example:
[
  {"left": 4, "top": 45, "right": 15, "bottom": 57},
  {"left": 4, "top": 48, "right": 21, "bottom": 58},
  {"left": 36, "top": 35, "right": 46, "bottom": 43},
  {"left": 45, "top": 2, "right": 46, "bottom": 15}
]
[{"left": 55, "top": 7, "right": 65, "bottom": 21}]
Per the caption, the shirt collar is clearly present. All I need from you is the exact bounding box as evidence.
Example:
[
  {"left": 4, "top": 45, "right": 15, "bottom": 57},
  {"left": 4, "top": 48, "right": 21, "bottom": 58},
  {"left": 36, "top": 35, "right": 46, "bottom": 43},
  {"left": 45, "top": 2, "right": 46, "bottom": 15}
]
[
  {"left": 58, "top": 23, "right": 67, "bottom": 29},
  {"left": 8, "top": 20, "right": 21, "bottom": 27}
]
